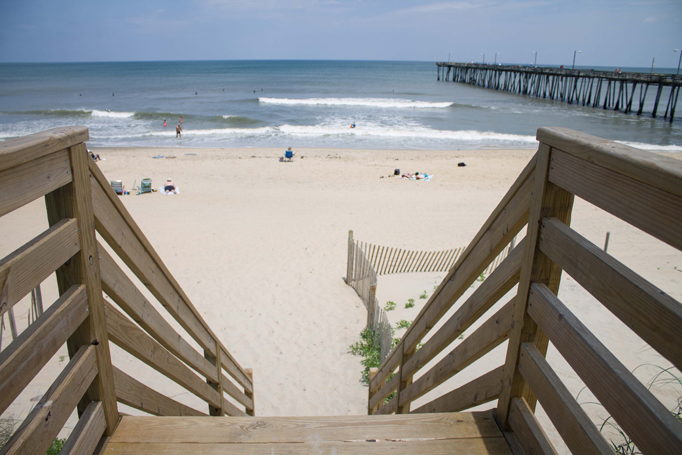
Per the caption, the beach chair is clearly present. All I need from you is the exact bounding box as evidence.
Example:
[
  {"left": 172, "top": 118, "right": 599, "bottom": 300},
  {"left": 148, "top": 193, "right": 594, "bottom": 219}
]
[
  {"left": 110, "top": 180, "right": 124, "bottom": 195},
  {"left": 137, "top": 178, "right": 152, "bottom": 195},
  {"left": 284, "top": 149, "right": 294, "bottom": 162}
]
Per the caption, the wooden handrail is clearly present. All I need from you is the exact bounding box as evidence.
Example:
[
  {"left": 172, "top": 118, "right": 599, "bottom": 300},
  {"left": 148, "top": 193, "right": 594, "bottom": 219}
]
[
  {"left": 368, "top": 127, "right": 682, "bottom": 454},
  {"left": 0, "top": 127, "right": 255, "bottom": 454}
]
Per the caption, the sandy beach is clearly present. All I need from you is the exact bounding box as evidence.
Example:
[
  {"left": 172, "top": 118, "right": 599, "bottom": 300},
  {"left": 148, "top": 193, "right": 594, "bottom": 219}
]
[{"left": 2, "top": 144, "right": 680, "bottom": 450}]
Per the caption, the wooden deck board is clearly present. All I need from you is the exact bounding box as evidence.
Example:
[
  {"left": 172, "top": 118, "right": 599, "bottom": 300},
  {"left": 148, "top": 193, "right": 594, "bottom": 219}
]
[{"left": 103, "top": 411, "right": 511, "bottom": 454}]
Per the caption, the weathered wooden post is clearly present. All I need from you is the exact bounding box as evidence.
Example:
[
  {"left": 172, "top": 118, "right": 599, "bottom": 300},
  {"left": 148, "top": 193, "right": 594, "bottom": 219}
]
[
  {"left": 45, "top": 141, "right": 119, "bottom": 434},
  {"left": 345, "top": 230, "right": 354, "bottom": 284}
]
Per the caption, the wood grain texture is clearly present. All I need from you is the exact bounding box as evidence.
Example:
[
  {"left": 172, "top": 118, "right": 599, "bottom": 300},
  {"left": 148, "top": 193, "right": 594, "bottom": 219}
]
[
  {"left": 0, "top": 218, "right": 79, "bottom": 316},
  {"left": 0, "top": 284, "right": 87, "bottom": 415},
  {"left": 529, "top": 283, "right": 682, "bottom": 454},
  {"left": 1, "top": 345, "right": 97, "bottom": 455},
  {"left": 98, "top": 247, "right": 219, "bottom": 383},
  {"left": 548, "top": 148, "right": 682, "bottom": 250},
  {"left": 539, "top": 217, "right": 682, "bottom": 370},
  {"left": 113, "top": 367, "right": 205, "bottom": 417},
  {"left": 105, "top": 303, "right": 222, "bottom": 410},
  {"left": 0, "top": 148, "right": 72, "bottom": 217},
  {"left": 508, "top": 397, "right": 558, "bottom": 455},
  {"left": 411, "top": 366, "right": 505, "bottom": 414},
  {"left": 537, "top": 126, "right": 682, "bottom": 198},
  {"left": 102, "top": 438, "right": 511, "bottom": 455},
  {"left": 399, "top": 301, "right": 513, "bottom": 407},
  {"left": 91, "top": 178, "right": 214, "bottom": 353},
  {"left": 402, "top": 246, "right": 522, "bottom": 378},
  {"left": 61, "top": 401, "right": 106, "bottom": 455},
  {"left": 0, "top": 126, "right": 88, "bottom": 173},
  {"left": 68, "top": 142, "right": 119, "bottom": 432},
  {"left": 497, "top": 143, "right": 574, "bottom": 425},
  {"left": 106, "top": 412, "right": 504, "bottom": 444},
  {"left": 518, "top": 343, "right": 612, "bottom": 455}
]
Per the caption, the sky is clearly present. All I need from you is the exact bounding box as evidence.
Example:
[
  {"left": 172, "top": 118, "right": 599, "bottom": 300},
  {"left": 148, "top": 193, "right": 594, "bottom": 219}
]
[{"left": 1, "top": 0, "right": 681, "bottom": 67}]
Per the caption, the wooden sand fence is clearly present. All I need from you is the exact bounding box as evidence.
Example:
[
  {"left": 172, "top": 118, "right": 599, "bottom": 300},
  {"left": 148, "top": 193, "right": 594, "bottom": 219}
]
[{"left": 345, "top": 230, "right": 515, "bottom": 362}]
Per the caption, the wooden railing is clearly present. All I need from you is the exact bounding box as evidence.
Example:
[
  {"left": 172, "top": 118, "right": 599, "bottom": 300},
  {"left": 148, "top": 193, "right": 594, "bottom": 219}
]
[
  {"left": 368, "top": 127, "right": 682, "bottom": 454},
  {"left": 0, "top": 127, "right": 254, "bottom": 455}
]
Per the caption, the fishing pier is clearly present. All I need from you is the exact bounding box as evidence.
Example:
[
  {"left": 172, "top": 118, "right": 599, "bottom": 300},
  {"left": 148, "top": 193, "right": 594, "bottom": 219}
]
[{"left": 437, "top": 62, "right": 681, "bottom": 122}]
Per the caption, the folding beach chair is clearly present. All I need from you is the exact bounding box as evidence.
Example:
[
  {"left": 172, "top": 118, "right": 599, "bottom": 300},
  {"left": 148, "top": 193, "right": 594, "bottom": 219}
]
[
  {"left": 110, "top": 180, "right": 124, "bottom": 195},
  {"left": 284, "top": 149, "right": 294, "bottom": 162},
  {"left": 137, "top": 178, "right": 152, "bottom": 195}
]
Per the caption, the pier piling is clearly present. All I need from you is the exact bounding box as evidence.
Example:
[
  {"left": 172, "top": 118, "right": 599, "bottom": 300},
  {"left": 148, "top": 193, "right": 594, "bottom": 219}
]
[{"left": 437, "top": 62, "right": 681, "bottom": 122}]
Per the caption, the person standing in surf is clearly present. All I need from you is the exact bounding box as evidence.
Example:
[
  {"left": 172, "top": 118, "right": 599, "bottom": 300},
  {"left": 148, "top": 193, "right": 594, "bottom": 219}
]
[{"left": 175, "top": 123, "right": 182, "bottom": 138}]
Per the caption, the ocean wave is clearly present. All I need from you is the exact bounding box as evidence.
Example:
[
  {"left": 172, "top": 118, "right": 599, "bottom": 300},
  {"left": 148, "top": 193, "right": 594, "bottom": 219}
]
[
  {"left": 616, "top": 141, "right": 682, "bottom": 152},
  {"left": 91, "top": 109, "right": 135, "bottom": 119},
  {"left": 259, "top": 97, "right": 454, "bottom": 109},
  {"left": 276, "top": 124, "right": 537, "bottom": 143},
  {"left": 11, "top": 109, "right": 92, "bottom": 117},
  {"left": 93, "top": 123, "right": 536, "bottom": 143}
]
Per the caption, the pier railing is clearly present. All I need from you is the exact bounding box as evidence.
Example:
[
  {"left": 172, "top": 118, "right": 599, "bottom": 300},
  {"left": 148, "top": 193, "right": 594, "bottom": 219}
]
[
  {"left": 368, "top": 127, "right": 682, "bottom": 453},
  {"left": 0, "top": 127, "right": 253, "bottom": 454}
]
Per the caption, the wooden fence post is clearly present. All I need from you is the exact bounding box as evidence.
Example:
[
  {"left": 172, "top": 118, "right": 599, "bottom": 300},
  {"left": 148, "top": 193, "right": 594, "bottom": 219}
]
[
  {"left": 496, "top": 143, "right": 575, "bottom": 428},
  {"left": 245, "top": 369, "right": 255, "bottom": 416},
  {"left": 205, "top": 342, "right": 223, "bottom": 415},
  {"left": 367, "top": 282, "right": 377, "bottom": 328},
  {"left": 44, "top": 142, "right": 119, "bottom": 434},
  {"left": 345, "top": 230, "right": 354, "bottom": 284},
  {"left": 368, "top": 368, "right": 378, "bottom": 414}
]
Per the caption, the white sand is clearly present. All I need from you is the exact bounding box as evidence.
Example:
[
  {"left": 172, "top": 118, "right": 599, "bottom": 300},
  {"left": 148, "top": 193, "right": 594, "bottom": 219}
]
[{"left": 2, "top": 145, "right": 679, "bottom": 450}]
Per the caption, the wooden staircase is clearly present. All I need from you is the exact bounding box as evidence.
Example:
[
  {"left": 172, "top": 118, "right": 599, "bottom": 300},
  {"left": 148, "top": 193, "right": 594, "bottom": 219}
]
[
  {"left": 102, "top": 412, "right": 511, "bottom": 454},
  {"left": 1, "top": 127, "right": 681, "bottom": 455}
]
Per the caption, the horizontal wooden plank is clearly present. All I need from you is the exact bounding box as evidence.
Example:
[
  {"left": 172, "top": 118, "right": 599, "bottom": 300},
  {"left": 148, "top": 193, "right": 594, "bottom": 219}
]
[
  {"left": 528, "top": 283, "right": 682, "bottom": 454},
  {"left": 539, "top": 217, "right": 682, "bottom": 370},
  {"left": 102, "top": 438, "right": 512, "bottom": 455},
  {"left": 220, "top": 347, "right": 253, "bottom": 394},
  {"left": 508, "top": 397, "right": 558, "bottom": 455},
  {"left": 113, "top": 367, "right": 205, "bottom": 417},
  {"left": 219, "top": 371, "right": 252, "bottom": 410},
  {"left": 0, "top": 126, "right": 88, "bottom": 173},
  {"left": 399, "top": 301, "right": 513, "bottom": 407},
  {"left": 91, "top": 177, "right": 215, "bottom": 354},
  {"left": 0, "top": 284, "right": 88, "bottom": 415},
  {"left": 0, "top": 148, "right": 72, "bottom": 218},
  {"left": 402, "top": 245, "right": 522, "bottom": 378},
  {"left": 411, "top": 365, "right": 505, "bottom": 414},
  {"left": 105, "top": 303, "right": 222, "bottom": 410},
  {"left": 98, "top": 247, "right": 219, "bottom": 384},
  {"left": 537, "top": 126, "right": 682, "bottom": 198},
  {"left": 0, "top": 218, "right": 79, "bottom": 316},
  {"left": 1, "top": 345, "right": 97, "bottom": 455},
  {"left": 61, "top": 401, "right": 106, "bottom": 455},
  {"left": 108, "top": 412, "right": 504, "bottom": 443},
  {"left": 548, "top": 148, "right": 682, "bottom": 250},
  {"left": 371, "top": 163, "right": 533, "bottom": 390},
  {"left": 518, "top": 343, "right": 612, "bottom": 455}
]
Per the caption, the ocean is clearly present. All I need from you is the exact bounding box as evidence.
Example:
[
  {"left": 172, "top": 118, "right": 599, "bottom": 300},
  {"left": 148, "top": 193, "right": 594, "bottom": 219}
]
[{"left": 0, "top": 60, "right": 680, "bottom": 152}]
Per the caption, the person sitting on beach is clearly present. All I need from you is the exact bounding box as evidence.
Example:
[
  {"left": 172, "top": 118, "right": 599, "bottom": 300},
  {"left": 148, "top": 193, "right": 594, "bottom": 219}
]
[
  {"left": 175, "top": 123, "right": 182, "bottom": 138},
  {"left": 283, "top": 147, "right": 295, "bottom": 161},
  {"left": 163, "top": 178, "right": 179, "bottom": 195}
]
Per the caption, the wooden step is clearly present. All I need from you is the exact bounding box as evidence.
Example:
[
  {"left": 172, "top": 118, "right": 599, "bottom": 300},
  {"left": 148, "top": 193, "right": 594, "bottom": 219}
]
[{"left": 102, "top": 411, "right": 512, "bottom": 454}]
